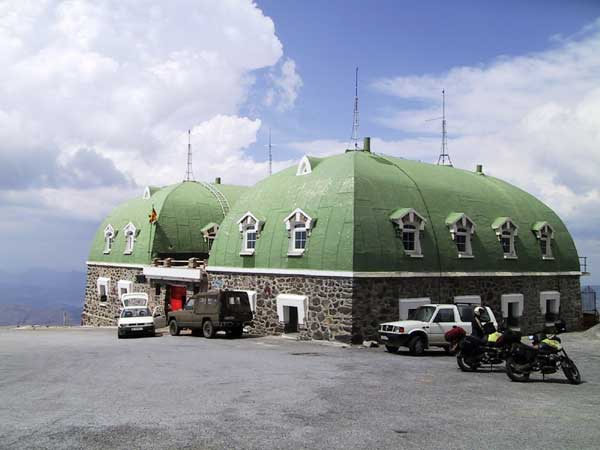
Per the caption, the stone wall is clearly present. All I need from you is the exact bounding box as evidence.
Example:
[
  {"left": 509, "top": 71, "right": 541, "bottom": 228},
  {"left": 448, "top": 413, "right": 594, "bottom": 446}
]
[{"left": 208, "top": 272, "right": 354, "bottom": 342}]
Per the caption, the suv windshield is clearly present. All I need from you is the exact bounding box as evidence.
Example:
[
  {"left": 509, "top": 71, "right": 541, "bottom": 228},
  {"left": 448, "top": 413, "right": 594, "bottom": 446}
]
[
  {"left": 121, "top": 308, "right": 151, "bottom": 318},
  {"left": 410, "top": 306, "right": 436, "bottom": 322}
]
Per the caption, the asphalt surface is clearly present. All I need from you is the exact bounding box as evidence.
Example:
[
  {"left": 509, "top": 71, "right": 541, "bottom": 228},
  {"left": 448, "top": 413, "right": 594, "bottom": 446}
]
[{"left": 0, "top": 327, "right": 598, "bottom": 450}]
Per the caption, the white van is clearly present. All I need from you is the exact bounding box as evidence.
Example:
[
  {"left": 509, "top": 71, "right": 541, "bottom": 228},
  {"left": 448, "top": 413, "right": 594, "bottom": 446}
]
[{"left": 117, "top": 293, "right": 166, "bottom": 339}]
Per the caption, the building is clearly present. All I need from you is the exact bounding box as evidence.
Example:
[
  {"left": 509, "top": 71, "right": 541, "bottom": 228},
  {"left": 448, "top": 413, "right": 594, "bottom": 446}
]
[
  {"left": 82, "top": 180, "right": 245, "bottom": 326},
  {"left": 83, "top": 139, "right": 584, "bottom": 342}
]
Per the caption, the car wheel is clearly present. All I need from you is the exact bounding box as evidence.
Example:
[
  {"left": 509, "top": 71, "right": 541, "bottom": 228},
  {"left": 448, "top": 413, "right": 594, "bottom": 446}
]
[
  {"left": 169, "top": 320, "right": 180, "bottom": 336},
  {"left": 203, "top": 320, "right": 215, "bottom": 338},
  {"left": 409, "top": 336, "right": 426, "bottom": 356},
  {"left": 385, "top": 345, "right": 399, "bottom": 354}
]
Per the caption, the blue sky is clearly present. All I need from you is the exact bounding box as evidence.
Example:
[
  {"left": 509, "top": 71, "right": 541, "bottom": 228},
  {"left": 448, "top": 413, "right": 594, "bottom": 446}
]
[{"left": 1, "top": 0, "right": 599, "bottom": 283}]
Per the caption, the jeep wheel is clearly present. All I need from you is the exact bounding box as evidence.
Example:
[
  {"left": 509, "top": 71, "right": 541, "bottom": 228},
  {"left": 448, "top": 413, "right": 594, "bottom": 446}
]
[
  {"left": 169, "top": 320, "right": 180, "bottom": 336},
  {"left": 385, "top": 345, "right": 399, "bottom": 354},
  {"left": 203, "top": 320, "right": 215, "bottom": 338},
  {"left": 409, "top": 336, "right": 426, "bottom": 356}
]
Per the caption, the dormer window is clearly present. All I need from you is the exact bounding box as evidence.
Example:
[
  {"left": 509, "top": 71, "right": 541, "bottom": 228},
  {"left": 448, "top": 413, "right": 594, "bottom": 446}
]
[
  {"left": 389, "top": 208, "right": 426, "bottom": 257},
  {"left": 284, "top": 208, "right": 315, "bottom": 256},
  {"left": 123, "top": 222, "right": 137, "bottom": 255},
  {"left": 492, "top": 217, "right": 518, "bottom": 259},
  {"left": 296, "top": 156, "right": 313, "bottom": 176},
  {"left": 201, "top": 223, "right": 220, "bottom": 251},
  {"left": 103, "top": 224, "right": 115, "bottom": 254},
  {"left": 446, "top": 213, "right": 475, "bottom": 258},
  {"left": 532, "top": 222, "right": 554, "bottom": 260},
  {"left": 238, "top": 212, "right": 263, "bottom": 256}
]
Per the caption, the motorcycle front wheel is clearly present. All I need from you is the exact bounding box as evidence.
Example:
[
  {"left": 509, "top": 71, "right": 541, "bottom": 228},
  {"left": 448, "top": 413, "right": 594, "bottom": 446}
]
[
  {"left": 505, "top": 357, "right": 530, "bottom": 382},
  {"left": 562, "top": 358, "right": 582, "bottom": 385},
  {"left": 457, "top": 353, "right": 478, "bottom": 372}
]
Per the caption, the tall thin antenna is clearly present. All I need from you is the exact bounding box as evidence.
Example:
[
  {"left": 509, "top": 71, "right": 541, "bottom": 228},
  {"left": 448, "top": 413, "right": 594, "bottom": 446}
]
[
  {"left": 350, "top": 66, "right": 360, "bottom": 150},
  {"left": 268, "top": 128, "right": 273, "bottom": 176},
  {"left": 185, "top": 129, "right": 195, "bottom": 181},
  {"left": 437, "top": 90, "right": 453, "bottom": 166}
]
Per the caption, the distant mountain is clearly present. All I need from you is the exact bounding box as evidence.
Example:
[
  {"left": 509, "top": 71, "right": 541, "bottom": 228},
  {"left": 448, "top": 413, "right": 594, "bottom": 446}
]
[{"left": 0, "top": 269, "right": 86, "bottom": 326}]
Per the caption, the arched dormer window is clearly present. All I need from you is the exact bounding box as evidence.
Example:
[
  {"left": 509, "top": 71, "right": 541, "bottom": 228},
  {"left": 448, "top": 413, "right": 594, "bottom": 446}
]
[
  {"left": 201, "top": 223, "right": 220, "bottom": 251},
  {"left": 296, "top": 156, "right": 313, "bottom": 176},
  {"left": 284, "top": 208, "right": 315, "bottom": 256},
  {"left": 446, "top": 213, "right": 475, "bottom": 258},
  {"left": 123, "top": 222, "right": 137, "bottom": 255},
  {"left": 237, "top": 212, "right": 263, "bottom": 256},
  {"left": 492, "top": 217, "right": 519, "bottom": 259},
  {"left": 103, "top": 224, "right": 115, "bottom": 254},
  {"left": 389, "top": 208, "right": 426, "bottom": 257},
  {"left": 532, "top": 222, "right": 555, "bottom": 260}
]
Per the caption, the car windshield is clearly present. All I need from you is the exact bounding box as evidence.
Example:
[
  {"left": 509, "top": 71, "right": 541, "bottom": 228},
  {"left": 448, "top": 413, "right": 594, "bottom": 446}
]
[
  {"left": 410, "top": 306, "right": 436, "bottom": 322},
  {"left": 121, "top": 308, "right": 151, "bottom": 318}
]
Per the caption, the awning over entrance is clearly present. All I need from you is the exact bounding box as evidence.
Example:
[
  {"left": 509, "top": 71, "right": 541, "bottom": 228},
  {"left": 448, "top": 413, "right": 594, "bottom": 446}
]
[{"left": 143, "top": 266, "right": 204, "bottom": 282}]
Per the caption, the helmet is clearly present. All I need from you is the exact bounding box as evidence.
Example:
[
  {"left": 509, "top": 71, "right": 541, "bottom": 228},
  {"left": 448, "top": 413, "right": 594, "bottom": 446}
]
[{"left": 474, "top": 306, "right": 484, "bottom": 317}]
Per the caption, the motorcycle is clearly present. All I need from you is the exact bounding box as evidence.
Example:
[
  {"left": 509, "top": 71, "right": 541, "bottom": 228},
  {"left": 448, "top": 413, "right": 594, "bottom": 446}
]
[
  {"left": 449, "top": 323, "right": 521, "bottom": 372},
  {"left": 505, "top": 321, "right": 581, "bottom": 384}
]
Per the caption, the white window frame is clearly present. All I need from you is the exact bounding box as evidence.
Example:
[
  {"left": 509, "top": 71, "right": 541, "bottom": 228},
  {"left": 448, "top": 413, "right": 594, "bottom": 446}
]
[
  {"left": 283, "top": 208, "right": 315, "bottom": 257},
  {"left": 399, "top": 298, "right": 430, "bottom": 320},
  {"left": 492, "top": 217, "right": 518, "bottom": 259},
  {"left": 540, "top": 291, "right": 560, "bottom": 324},
  {"left": 97, "top": 277, "right": 110, "bottom": 305},
  {"left": 117, "top": 280, "right": 133, "bottom": 299},
  {"left": 201, "top": 223, "right": 219, "bottom": 251},
  {"left": 390, "top": 208, "right": 426, "bottom": 258},
  {"left": 237, "top": 212, "right": 263, "bottom": 256},
  {"left": 446, "top": 213, "right": 475, "bottom": 258},
  {"left": 453, "top": 295, "right": 481, "bottom": 305},
  {"left": 532, "top": 222, "right": 555, "bottom": 260},
  {"left": 123, "top": 222, "right": 137, "bottom": 255},
  {"left": 103, "top": 224, "right": 115, "bottom": 254},
  {"left": 242, "top": 290, "right": 257, "bottom": 313},
  {"left": 276, "top": 294, "right": 308, "bottom": 327},
  {"left": 501, "top": 293, "right": 524, "bottom": 330},
  {"left": 296, "top": 155, "right": 313, "bottom": 176}
]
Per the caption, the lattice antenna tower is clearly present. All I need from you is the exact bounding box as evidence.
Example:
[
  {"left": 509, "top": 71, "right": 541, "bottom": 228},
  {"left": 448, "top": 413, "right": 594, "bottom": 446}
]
[
  {"left": 268, "top": 128, "right": 273, "bottom": 176},
  {"left": 185, "top": 129, "right": 195, "bottom": 181},
  {"left": 437, "top": 90, "right": 453, "bottom": 166},
  {"left": 350, "top": 67, "right": 360, "bottom": 150}
]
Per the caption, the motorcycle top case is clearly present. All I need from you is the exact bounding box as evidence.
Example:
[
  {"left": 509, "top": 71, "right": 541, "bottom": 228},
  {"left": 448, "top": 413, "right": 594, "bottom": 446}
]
[{"left": 512, "top": 342, "right": 537, "bottom": 363}]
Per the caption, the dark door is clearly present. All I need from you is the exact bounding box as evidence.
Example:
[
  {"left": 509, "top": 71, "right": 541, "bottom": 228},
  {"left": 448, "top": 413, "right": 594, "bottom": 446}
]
[
  {"left": 285, "top": 306, "right": 298, "bottom": 333},
  {"left": 170, "top": 285, "right": 187, "bottom": 311}
]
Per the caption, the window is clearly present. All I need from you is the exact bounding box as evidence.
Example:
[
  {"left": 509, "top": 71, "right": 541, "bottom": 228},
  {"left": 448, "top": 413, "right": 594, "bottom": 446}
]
[
  {"left": 201, "top": 223, "right": 220, "bottom": 251},
  {"left": 97, "top": 277, "right": 110, "bottom": 304},
  {"left": 446, "top": 213, "right": 475, "bottom": 258},
  {"left": 184, "top": 298, "right": 195, "bottom": 311},
  {"left": 103, "top": 224, "right": 115, "bottom": 254},
  {"left": 501, "top": 294, "right": 524, "bottom": 330},
  {"left": 434, "top": 308, "right": 456, "bottom": 323},
  {"left": 284, "top": 208, "right": 315, "bottom": 256},
  {"left": 399, "top": 298, "right": 430, "bottom": 320},
  {"left": 411, "top": 306, "right": 436, "bottom": 322},
  {"left": 276, "top": 294, "right": 308, "bottom": 327},
  {"left": 389, "top": 208, "right": 427, "bottom": 257},
  {"left": 237, "top": 212, "right": 263, "bottom": 256},
  {"left": 123, "top": 222, "right": 137, "bottom": 255},
  {"left": 532, "top": 222, "right": 554, "bottom": 260},
  {"left": 296, "top": 155, "right": 314, "bottom": 176},
  {"left": 117, "top": 280, "right": 132, "bottom": 299},
  {"left": 492, "top": 217, "right": 518, "bottom": 259},
  {"left": 540, "top": 291, "right": 560, "bottom": 324}
]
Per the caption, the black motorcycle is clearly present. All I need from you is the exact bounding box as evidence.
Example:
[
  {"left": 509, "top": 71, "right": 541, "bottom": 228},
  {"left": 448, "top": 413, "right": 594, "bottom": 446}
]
[
  {"left": 455, "top": 324, "right": 521, "bottom": 372},
  {"left": 505, "top": 321, "right": 581, "bottom": 384}
]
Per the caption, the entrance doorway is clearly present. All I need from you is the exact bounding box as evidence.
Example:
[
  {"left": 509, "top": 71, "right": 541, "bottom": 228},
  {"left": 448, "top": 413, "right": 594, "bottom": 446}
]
[
  {"left": 169, "top": 285, "right": 187, "bottom": 312},
  {"left": 284, "top": 306, "right": 299, "bottom": 333}
]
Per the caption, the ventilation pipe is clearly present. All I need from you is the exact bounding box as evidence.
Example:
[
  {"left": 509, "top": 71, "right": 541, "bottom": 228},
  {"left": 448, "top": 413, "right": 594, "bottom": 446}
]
[
  {"left": 363, "top": 137, "right": 371, "bottom": 152},
  {"left": 215, "top": 177, "right": 221, "bottom": 184},
  {"left": 475, "top": 164, "right": 483, "bottom": 174}
]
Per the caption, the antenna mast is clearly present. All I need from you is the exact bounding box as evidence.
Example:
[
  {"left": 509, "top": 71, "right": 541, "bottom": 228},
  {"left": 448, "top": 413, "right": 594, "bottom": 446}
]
[
  {"left": 185, "top": 129, "right": 195, "bottom": 181},
  {"left": 268, "top": 128, "right": 273, "bottom": 176},
  {"left": 350, "top": 67, "right": 360, "bottom": 150},
  {"left": 437, "top": 90, "right": 453, "bottom": 166}
]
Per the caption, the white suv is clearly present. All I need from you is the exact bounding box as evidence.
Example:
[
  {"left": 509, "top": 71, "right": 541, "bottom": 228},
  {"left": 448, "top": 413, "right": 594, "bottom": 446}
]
[
  {"left": 378, "top": 303, "right": 497, "bottom": 355},
  {"left": 117, "top": 293, "right": 166, "bottom": 339}
]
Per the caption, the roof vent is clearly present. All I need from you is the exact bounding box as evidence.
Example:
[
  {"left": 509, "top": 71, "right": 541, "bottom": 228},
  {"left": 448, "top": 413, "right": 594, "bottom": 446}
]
[
  {"left": 476, "top": 164, "right": 483, "bottom": 174},
  {"left": 363, "top": 137, "right": 371, "bottom": 152},
  {"left": 215, "top": 177, "right": 221, "bottom": 184}
]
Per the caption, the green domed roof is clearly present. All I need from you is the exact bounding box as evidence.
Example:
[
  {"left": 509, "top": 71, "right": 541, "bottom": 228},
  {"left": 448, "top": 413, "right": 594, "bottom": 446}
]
[
  {"left": 89, "top": 181, "right": 246, "bottom": 265},
  {"left": 208, "top": 151, "right": 579, "bottom": 274}
]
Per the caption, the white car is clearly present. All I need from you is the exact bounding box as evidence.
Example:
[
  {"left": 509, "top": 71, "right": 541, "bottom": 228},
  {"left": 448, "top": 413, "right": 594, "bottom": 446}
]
[
  {"left": 378, "top": 303, "right": 498, "bottom": 355},
  {"left": 117, "top": 293, "right": 166, "bottom": 339}
]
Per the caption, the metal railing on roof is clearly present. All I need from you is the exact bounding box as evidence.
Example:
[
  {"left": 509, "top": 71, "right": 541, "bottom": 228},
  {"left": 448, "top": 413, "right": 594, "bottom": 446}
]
[
  {"left": 151, "top": 257, "right": 206, "bottom": 269},
  {"left": 580, "top": 256, "right": 590, "bottom": 275},
  {"left": 200, "top": 182, "right": 230, "bottom": 217}
]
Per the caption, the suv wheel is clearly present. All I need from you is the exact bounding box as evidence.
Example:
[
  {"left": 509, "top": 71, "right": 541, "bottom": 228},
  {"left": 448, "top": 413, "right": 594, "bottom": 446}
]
[
  {"left": 169, "top": 320, "right": 180, "bottom": 336},
  {"left": 409, "top": 336, "right": 426, "bottom": 356},
  {"left": 203, "top": 320, "right": 215, "bottom": 338}
]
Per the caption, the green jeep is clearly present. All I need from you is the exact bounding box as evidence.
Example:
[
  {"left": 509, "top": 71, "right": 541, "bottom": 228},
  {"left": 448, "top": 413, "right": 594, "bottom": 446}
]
[{"left": 167, "top": 289, "right": 253, "bottom": 338}]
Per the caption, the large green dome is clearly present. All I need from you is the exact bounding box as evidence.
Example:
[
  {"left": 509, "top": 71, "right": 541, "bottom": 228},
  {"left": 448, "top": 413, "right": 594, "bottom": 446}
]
[
  {"left": 89, "top": 181, "right": 246, "bottom": 265},
  {"left": 208, "top": 151, "right": 579, "bottom": 274}
]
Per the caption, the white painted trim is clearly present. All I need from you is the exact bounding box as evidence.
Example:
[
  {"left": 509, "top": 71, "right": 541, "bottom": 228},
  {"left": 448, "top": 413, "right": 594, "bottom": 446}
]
[
  {"left": 453, "top": 295, "right": 481, "bottom": 305},
  {"left": 540, "top": 291, "right": 560, "bottom": 315},
  {"left": 242, "top": 290, "right": 257, "bottom": 312},
  {"left": 399, "top": 298, "right": 430, "bottom": 320},
  {"left": 142, "top": 266, "right": 204, "bottom": 281},
  {"left": 276, "top": 294, "right": 308, "bottom": 325},
  {"left": 87, "top": 261, "right": 146, "bottom": 269},
  {"left": 206, "top": 265, "right": 581, "bottom": 278},
  {"left": 296, "top": 155, "right": 312, "bottom": 176},
  {"left": 117, "top": 280, "right": 133, "bottom": 299},
  {"left": 501, "top": 294, "right": 524, "bottom": 318}
]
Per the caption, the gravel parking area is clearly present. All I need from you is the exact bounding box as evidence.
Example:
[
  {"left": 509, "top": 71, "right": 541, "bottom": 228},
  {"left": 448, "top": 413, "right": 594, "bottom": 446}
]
[{"left": 0, "top": 327, "right": 598, "bottom": 450}]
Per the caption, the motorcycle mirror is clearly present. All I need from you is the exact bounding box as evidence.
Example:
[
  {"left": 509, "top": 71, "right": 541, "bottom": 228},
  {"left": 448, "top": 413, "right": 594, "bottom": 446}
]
[{"left": 528, "top": 335, "right": 534, "bottom": 340}]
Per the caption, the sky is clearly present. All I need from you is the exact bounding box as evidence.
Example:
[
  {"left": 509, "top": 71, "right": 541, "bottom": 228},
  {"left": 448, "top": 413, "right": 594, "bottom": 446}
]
[{"left": 1, "top": 0, "right": 600, "bottom": 283}]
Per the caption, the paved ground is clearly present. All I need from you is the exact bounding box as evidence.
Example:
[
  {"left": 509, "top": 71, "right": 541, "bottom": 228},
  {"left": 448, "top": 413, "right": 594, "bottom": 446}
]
[{"left": 0, "top": 327, "right": 598, "bottom": 450}]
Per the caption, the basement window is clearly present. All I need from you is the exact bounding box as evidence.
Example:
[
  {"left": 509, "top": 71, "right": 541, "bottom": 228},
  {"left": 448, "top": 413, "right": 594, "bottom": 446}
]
[
  {"left": 389, "top": 208, "right": 426, "bottom": 257},
  {"left": 284, "top": 208, "right": 315, "bottom": 256},
  {"left": 123, "top": 222, "right": 137, "bottom": 255},
  {"left": 117, "top": 280, "right": 133, "bottom": 299},
  {"left": 446, "top": 213, "right": 475, "bottom": 258},
  {"left": 532, "top": 222, "right": 554, "bottom": 260},
  {"left": 492, "top": 217, "right": 518, "bottom": 259},
  {"left": 103, "top": 224, "right": 115, "bottom": 254},
  {"left": 97, "top": 277, "right": 110, "bottom": 305},
  {"left": 540, "top": 291, "right": 560, "bottom": 324},
  {"left": 238, "top": 212, "right": 263, "bottom": 256},
  {"left": 501, "top": 294, "right": 524, "bottom": 330}
]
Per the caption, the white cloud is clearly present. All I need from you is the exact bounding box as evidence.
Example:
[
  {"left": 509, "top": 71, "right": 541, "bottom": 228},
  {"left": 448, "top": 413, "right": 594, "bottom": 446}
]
[{"left": 265, "top": 58, "right": 303, "bottom": 111}]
